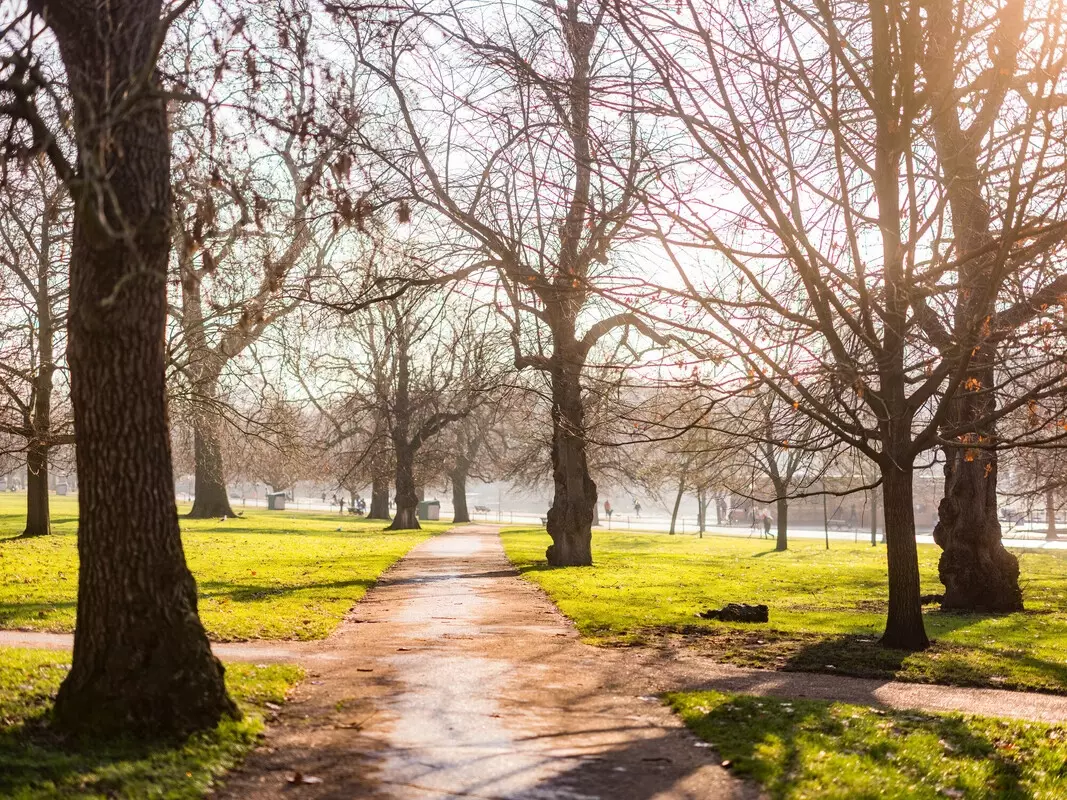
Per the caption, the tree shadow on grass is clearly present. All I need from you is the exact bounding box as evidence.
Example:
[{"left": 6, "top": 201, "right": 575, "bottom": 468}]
[
  {"left": 677, "top": 694, "right": 1045, "bottom": 799},
  {"left": 0, "top": 712, "right": 252, "bottom": 798},
  {"left": 778, "top": 633, "right": 1067, "bottom": 693},
  {"left": 0, "top": 599, "right": 76, "bottom": 629},
  {"left": 197, "top": 577, "right": 377, "bottom": 603}
]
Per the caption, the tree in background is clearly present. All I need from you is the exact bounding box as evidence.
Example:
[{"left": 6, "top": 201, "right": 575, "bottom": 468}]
[
  {"left": 0, "top": 157, "right": 72, "bottom": 536},
  {"left": 338, "top": 0, "right": 672, "bottom": 564},
  {"left": 619, "top": 0, "right": 1067, "bottom": 649},
  {"left": 167, "top": 0, "right": 365, "bottom": 519}
]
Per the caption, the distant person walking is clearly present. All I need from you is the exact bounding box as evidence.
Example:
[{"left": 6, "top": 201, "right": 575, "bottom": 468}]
[
  {"left": 633, "top": 500, "right": 641, "bottom": 518},
  {"left": 604, "top": 500, "right": 613, "bottom": 519}
]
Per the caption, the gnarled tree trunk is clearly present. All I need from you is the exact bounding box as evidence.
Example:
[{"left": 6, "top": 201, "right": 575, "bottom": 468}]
[
  {"left": 545, "top": 337, "right": 595, "bottom": 565},
  {"left": 388, "top": 444, "right": 420, "bottom": 530},
  {"left": 46, "top": 0, "right": 236, "bottom": 737},
  {"left": 932, "top": 422, "right": 1021, "bottom": 611},
  {"left": 880, "top": 462, "right": 929, "bottom": 651},
  {"left": 924, "top": 0, "right": 1023, "bottom": 613}
]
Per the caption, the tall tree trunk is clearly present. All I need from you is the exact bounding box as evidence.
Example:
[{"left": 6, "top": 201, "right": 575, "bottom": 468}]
[
  {"left": 451, "top": 465, "right": 470, "bottom": 524},
  {"left": 696, "top": 487, "right": 707, "bottom": 534},
  {"left": 668, "top": 476, "right": 685, "bottom": 535},
  {"left": 369, "top": 472, "right": 391, "bottom": 520},
  {"left": 388, "top": 443, "right": 420, "bottom": 531},
  {"left": 924, "top": 0, "right": 1023, "bottom": 613},
  {"left": 47, "top": 0, "right": 236, "bottom": 737},
  {"left": 545, "top": 338, "right": 595, "bottom": 566},
  {"left": 880, "top": 464, "right": 930, "bottom": 651},
  {"left": 188, "top": 374, "right": 234, "bottom": 518},
  {"left": 23, "top": 441, "right": 50, "bottom": 538},
  {"left": 23, "top": 196, "right": 57, "bottom": 539},
  {"left": 1046, "top": 488, "right": 1058, "bottom": 541},
  {"left": 775, "top": 497, "right": 788, "bottom": 552}
]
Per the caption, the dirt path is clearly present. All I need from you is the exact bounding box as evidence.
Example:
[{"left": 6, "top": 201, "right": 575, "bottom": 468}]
[{"left": 219, "top": 525, "right": 757, "bottom": 799}]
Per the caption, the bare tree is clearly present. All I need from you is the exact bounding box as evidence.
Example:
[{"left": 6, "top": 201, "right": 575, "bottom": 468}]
[
  {"left": 167, "top": 0, "right": 364, "bottom": 518},
  {"left": 332, "top": 0, "right": 672, "bottom": 564},
  {"left": 617, "top": 0, "right": 1067, "bottom": 649},
  {"left": 0, "top": 156, "right": 72, "bottom": 536}
]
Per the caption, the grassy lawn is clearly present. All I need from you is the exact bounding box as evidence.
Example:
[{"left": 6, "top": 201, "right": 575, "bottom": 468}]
[
  {"left": 501, "top": 528, "right": 1067, "bottom": 693},
  {"left": 0, "top": 494, "right": 446, "bottom": 640},
  {"left": 669, "top": 690, "right": 1067, "bottom": 799},
  {"left": 0, "top": 646, "right": 302, "bottom": 799}
]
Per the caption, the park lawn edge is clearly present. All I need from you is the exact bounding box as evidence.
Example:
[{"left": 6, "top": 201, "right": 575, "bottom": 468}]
[
  {"left": 0, "top": 499, "right": 450, "bottom": 642},
  {"left": 498, "top": 527, "right": 1067, "bottom": 695},
  {"left": 0, "top": 646, "right": 304, "bottom": 799},
  {"left": 667, "top": 690, "right": 1067, "bottom": 800}
]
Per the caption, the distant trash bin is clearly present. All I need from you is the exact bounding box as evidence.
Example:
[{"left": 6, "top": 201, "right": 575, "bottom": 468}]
[
  {"left": 266, "top": 491, "right": 287, "bottom": 511},
  {"left": 417, "top": 500, "right": 441, "bottom": 521},
  {"left": 56, "top": 482, "right": 69, "bottom": 496}
]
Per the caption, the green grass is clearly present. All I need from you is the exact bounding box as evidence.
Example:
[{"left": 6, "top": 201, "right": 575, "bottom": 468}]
[
  {"left": 0, "top": 494, "right": 445, "bottom": 640},
  {"left": 668, "top": 690, "right": 1067, "bottom": 799},
  {"left": 0, "top": 646, "right": 302, "bottom": 799},
  {"left": 501, "top": 528, "right": 1067, "bottom": 693}
]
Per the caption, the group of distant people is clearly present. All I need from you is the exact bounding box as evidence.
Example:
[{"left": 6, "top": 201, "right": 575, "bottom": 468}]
[{"left": 326, "top": 492, "right": 366, "bottom": 516}]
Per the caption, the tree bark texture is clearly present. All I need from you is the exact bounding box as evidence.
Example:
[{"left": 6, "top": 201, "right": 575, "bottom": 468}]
[
  {"left": 545, "top": 338, "right": 595, "bottom": 565},
  {"left": 932, "top": 437, "right": 1022, "bottom": 611},
  {"left": 45, "top": 0, "right": 236, "bottom": 737},
  {"left": 880, "top": 464, "right": 930, "bottom": 651}
]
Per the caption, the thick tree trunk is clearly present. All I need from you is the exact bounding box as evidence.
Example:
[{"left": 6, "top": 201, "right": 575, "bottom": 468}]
[
  {"left": 22, "top": 442, "right": 50, "bottom": 537},
  {"left": 451, "top": 466, "right": 470, "bottom": 524},
  {"left": 47, "top": 0, "right": 235, "bottom": 737},
  {"left": 880, "top": 464, "right": 930, "bottom": 651},
  {"left": 932, "top": 411, "right": 1022, "bottom": 612},
  {"left": 388, "top": 444, "right": 420, "bottom": 531},
  {"left": 1047, "top": 488, "right": 1058, "bottom": 541},
  {"left": 924, "top": 1, "right": 1022, "bottom": 613},
  {"left": 188, "top": 405, "right": 235, "bottom": 518},
  {"left": 369, "top": 473, "right": 391, "bottom": 520},
  {"left": 775, "top": 497, "right": 788, "bottom": 552},
  {"left": 545, "top": 341, "right": 595, "bottom": 566}
]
